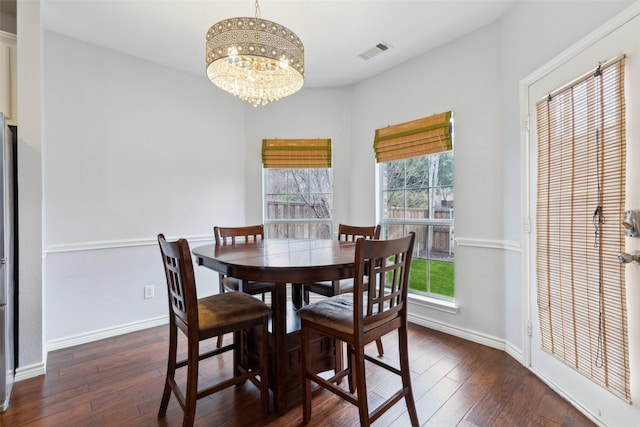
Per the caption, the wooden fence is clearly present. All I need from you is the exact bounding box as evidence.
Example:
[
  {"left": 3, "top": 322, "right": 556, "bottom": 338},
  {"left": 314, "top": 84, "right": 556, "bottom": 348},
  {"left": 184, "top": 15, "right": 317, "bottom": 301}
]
[
  {"left": 385, "top": 208, "right": 454, "bottom": 260},
  {"left": 266, "top": 202, "right": 453, "bottom": 259}
]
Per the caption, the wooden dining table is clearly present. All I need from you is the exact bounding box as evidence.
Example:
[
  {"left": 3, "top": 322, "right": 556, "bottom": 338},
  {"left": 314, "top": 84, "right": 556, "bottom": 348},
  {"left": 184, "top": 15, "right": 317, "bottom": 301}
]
[{"left": 191, "top": 238, "right": 357, "bottom": 414}]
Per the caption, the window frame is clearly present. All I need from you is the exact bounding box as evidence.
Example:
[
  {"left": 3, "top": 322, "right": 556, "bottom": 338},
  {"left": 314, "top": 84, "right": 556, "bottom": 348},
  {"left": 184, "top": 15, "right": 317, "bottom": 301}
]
[{"left": 377, "top": 151, "right": 455, "bottom": 301}]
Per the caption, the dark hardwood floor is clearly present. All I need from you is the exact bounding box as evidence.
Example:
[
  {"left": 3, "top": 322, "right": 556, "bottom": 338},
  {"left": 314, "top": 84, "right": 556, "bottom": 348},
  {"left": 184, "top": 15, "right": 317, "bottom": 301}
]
[{"left": 1, "top": 323, "right": 594, "bottom": 426}]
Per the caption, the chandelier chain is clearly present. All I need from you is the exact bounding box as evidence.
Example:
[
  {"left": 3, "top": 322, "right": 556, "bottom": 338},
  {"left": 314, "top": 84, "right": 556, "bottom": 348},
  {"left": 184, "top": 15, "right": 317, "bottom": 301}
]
[{"left": 254, "top": 0, "right": 260, "bottom": 44}]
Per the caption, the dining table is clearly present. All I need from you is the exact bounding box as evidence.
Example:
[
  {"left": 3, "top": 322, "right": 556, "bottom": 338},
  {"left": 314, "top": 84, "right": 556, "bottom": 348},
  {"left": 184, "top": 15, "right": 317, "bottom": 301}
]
[{"left": 191, "top": 238, "right": 357, "bottom": 415}]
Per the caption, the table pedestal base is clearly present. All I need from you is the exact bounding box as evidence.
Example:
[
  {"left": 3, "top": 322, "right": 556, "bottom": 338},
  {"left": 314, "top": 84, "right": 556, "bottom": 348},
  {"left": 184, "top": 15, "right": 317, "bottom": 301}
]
[{"left": 242, "top": 303, "right": 336, "bottom": 414}]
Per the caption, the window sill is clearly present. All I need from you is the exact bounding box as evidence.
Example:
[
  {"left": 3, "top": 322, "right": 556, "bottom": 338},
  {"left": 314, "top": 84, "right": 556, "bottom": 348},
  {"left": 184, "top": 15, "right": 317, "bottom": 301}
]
[{"left": 408, "top": 293, "right": 459, "bottom": 314}]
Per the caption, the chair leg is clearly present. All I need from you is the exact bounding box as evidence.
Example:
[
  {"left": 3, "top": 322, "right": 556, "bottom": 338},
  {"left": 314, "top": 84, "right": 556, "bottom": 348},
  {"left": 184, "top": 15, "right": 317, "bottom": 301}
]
[
  {"left": 233, "top": 330, "right": 241, "bottom": 379},
  {"left": 334, "top": 338, "right": 343, "bottom": 379},
  {"left": 300, "top": 321, "right": 312, "bottom": 424},
  {"left": 158, "top": 324, "right": 177, "bottom": 418},
  {"left": 354, "top": 344, "right": 370, "bottom": 427},
  {"left": 347, "top": 344, "right": 355, "bottom": 393},
  {"left": 183, "top": 340, "right": 200, "bottom": 427},
  {"left": 375, "top": 337, "right": 384, "bottom": 356},
  {"left": 399, "top": 324, "right": 419, "bottom": 427},
  {"left": 217, "top": 276, "right": 226, "bottom": 349},
  {"left": 259, "top": 316, "right": 270, "bottom": 417}
]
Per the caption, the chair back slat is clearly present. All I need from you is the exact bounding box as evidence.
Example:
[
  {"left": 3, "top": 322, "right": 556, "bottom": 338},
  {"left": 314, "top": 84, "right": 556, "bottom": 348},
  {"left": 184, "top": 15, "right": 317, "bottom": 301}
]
[
  {"left": 158, "top": 234, "right": 198, "bottom": 330},
  {"left": 337, "top": 224, "right": 381, "bottom": 242},
  {"left": 354, "top": 232, "right": 415, "bottom": 332},
  {"left": 215, "top": 224, "right": 265, "bottom": 245}
]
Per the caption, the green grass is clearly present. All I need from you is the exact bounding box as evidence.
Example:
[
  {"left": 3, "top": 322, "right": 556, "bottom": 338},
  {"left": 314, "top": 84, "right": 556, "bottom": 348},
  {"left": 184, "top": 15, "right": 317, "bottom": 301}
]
[{"left": 408, "top": 258, "right": 454, "bottom": 297}]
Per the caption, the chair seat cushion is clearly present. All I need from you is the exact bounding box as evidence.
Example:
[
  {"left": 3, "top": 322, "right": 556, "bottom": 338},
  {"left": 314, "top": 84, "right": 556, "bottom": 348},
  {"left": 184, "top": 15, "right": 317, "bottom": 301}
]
[
  {"left": 295, "top": 294, "right": 357, "bottom": 334},
  {"left": 297, "top": 293, "right": 390, "bottom": 336},
  {"left": 222, "top": 277, "right": 275, "bottom": 295},
  {"left": 198, "top": 292, "right": 271, "bottom": 333}
]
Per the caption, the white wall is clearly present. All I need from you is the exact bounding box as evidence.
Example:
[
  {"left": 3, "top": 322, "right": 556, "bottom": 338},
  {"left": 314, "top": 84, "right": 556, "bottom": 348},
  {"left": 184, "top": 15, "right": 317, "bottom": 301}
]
[{"left": 43, "top": 32, "right": 244, "bottom": 344}]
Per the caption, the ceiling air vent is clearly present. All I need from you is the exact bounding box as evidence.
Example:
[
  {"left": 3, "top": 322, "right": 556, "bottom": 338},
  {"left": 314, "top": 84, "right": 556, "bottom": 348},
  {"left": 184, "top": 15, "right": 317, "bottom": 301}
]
[{"left": 358, "top": 41, "right": 391, "bottom": 60}]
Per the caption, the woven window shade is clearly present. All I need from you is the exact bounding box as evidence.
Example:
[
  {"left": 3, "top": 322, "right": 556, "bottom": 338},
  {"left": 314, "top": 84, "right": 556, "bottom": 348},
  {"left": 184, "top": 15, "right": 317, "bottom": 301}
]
[
  {"left": 536, "top": 56, "right": 629, "bottom": 401},
  {"left": 262, "top": 139, "right": 332, "bottom": 168},
  {"left": 373, "top": 111, "right": 452, "bottom": 163}
]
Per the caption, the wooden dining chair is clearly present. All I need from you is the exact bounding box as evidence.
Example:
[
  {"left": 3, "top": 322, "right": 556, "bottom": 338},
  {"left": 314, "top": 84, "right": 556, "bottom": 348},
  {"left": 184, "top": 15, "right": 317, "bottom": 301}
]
[
  {"left": 296, "top": 232, "right": 418, "bottom": 427},
  {"left": 214, "top": 224, "right": 275, "bottom": 299},
  {"left": 214, "top": 224, "right": 275, "bottom": 348},
  {"left": 157, "top": 234, "right": 270, "bottom": 427},
  {"left": 302, "top": 224, "right": 385, "bottom": 355},
  {"left": 302, "top": 224, "right": 381, "bottom": 301}
]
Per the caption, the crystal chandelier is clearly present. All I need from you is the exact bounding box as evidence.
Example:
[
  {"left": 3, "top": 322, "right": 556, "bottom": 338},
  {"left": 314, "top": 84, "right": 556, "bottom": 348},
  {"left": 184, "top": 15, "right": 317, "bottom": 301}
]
[{"left": 205, "top": 0, "right": 304, "bottom": 107}]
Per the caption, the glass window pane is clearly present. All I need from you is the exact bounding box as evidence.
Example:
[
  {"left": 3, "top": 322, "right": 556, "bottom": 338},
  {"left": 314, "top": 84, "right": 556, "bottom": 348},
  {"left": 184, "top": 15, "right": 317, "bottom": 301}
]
[
  {"left": 406, "top": 189, "right": 428, "bottom": 213},
  {"left": 405, "top": 224, "right": 428, "bottom": 293},
  {"left": 264, "top": 167, "right": 333, "bottom": 238},
  {"left": 384, "top": 190, "right": 404, "bottom": 218},
  {"left": 405, "top": 157, "right": 429, "bottom": 190},
  {"left": 379, "top": 150, "right": 455, "bottom": 299},
  {"left": 383, "top": 161, "right": 405, "bottom": 191},
  {"left": 307, "top": 169, "right": 332, "bottom": 193},
  {"left": 265, "top": 169, "right": 287, "bottom": 195},
  {"left": 309, "top": 222, "right": 331, "bottom": 239},
  {"left": 383, "top": 223, "right": 405, "bottom": 240}
]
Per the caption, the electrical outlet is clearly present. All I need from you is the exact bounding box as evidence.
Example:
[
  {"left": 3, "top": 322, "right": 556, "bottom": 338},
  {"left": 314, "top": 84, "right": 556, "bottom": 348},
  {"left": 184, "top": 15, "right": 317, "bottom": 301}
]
[{"left": 144, "top": 285, "right": 155, "bottom": 299}]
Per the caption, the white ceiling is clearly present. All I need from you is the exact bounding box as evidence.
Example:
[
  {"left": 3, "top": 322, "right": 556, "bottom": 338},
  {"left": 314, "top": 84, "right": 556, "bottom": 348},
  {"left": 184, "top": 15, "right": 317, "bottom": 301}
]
[{"left": 41, "top": 0, "right": 518, "bottom": 88}]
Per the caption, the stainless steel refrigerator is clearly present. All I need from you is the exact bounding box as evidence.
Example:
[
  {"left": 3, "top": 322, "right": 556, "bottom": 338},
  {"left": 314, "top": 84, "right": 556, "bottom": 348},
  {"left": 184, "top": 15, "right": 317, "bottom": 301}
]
[{"left": 0, "top": 112, "right": 16, "bottom": 412}]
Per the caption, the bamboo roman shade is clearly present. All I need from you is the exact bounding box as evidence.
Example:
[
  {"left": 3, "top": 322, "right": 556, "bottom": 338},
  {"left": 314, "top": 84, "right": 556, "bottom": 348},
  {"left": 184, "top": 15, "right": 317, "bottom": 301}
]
[
  {"left": 536, "top": 56, "right": 629, "bottom": 400},
  {"left": 262, "top": 139, "right": 332, "bottom": 168},
  {"left": 373, "top": 111, "right": 452, "bottom": 163}
]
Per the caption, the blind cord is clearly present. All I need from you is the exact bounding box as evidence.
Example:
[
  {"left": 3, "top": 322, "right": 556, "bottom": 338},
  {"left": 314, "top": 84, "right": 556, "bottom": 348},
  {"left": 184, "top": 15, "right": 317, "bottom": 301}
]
[{"left": 593, "top": 65, "right": 605, "bottom": 369}]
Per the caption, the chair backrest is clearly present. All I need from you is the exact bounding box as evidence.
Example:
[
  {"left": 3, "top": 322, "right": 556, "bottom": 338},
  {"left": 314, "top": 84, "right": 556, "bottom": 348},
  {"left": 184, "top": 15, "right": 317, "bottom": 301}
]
[
  {"left": 157, "top": 234, "right": 198, "bottom": 333},
  {"left": 337, "top": 224, "right": 381, "bottom": 242},
  {"left": 214, "top": 224, "right": 265, "bottom": 246},
  {"left": 352, "top": 232, "right": 415, "bottom": 335}
]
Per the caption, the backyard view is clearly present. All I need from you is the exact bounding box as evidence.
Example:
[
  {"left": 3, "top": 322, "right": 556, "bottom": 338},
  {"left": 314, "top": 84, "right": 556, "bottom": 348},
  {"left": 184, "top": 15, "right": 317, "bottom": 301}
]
[
  {"left": 409, "top": 258, "right": 454, "bottom": 297},
  {"left": 263, "top": 168, "right": 332, "bottom": 239}
]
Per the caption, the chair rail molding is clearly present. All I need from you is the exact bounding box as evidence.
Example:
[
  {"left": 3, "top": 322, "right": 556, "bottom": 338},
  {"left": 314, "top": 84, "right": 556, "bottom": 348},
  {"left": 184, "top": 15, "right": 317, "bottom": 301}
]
[
  {"left": 455, "top": 237, "right": 521, "bottom": 252},
  {"left": 44, "top": 235, "right": 215, "bottom": 254}
]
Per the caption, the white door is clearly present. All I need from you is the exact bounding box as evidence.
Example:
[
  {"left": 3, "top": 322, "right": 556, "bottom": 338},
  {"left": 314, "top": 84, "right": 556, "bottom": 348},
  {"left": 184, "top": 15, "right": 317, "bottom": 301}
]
[{"left": 525, "top": 6, "right": 640, "bottom": 426}]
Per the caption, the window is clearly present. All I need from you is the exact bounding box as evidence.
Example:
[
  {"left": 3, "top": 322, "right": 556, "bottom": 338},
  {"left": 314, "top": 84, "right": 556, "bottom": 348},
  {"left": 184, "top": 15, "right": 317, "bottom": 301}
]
[
  {"left": 262, "top": 139, "right": 332, "bottom": 238},
  {"left": 375, "top": 112, "right": 454, "bottom": 299},
  {"left": 535, "top": 56, "right": 629, "bottom": 400}
]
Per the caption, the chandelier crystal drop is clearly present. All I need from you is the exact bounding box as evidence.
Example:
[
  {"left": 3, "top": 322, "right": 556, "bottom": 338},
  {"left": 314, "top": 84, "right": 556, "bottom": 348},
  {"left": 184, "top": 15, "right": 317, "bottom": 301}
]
[{"left": 205, "top": 1, "right": 304, "bottom": 107}]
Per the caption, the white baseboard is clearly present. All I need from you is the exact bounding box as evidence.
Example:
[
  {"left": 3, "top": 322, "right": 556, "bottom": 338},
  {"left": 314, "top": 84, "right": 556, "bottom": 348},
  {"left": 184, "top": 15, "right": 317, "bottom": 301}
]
[
  {"left": 504, "top": 339, "right": 524, "bottom": 364},
  {"left": 408, "top": 312, "right": 507, "bottom": 352},
  {"left": 46, "top": 315, "right": 169, "bottom": 352},
  {"left": 17, "top": 316, "right": 169, "bottom": 383},
  {"left": 528, "top": 367, "right": 600, "bottom": 426},
  {"left": 15, "top": 362, "right": 46, "bottom": 382}
]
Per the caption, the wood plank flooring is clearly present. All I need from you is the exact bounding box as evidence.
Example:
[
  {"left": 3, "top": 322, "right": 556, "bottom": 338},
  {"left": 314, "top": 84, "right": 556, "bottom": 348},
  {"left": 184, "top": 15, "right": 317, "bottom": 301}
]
[{"left": 0, "top": 323, "right": 595, "bottom": 426}]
